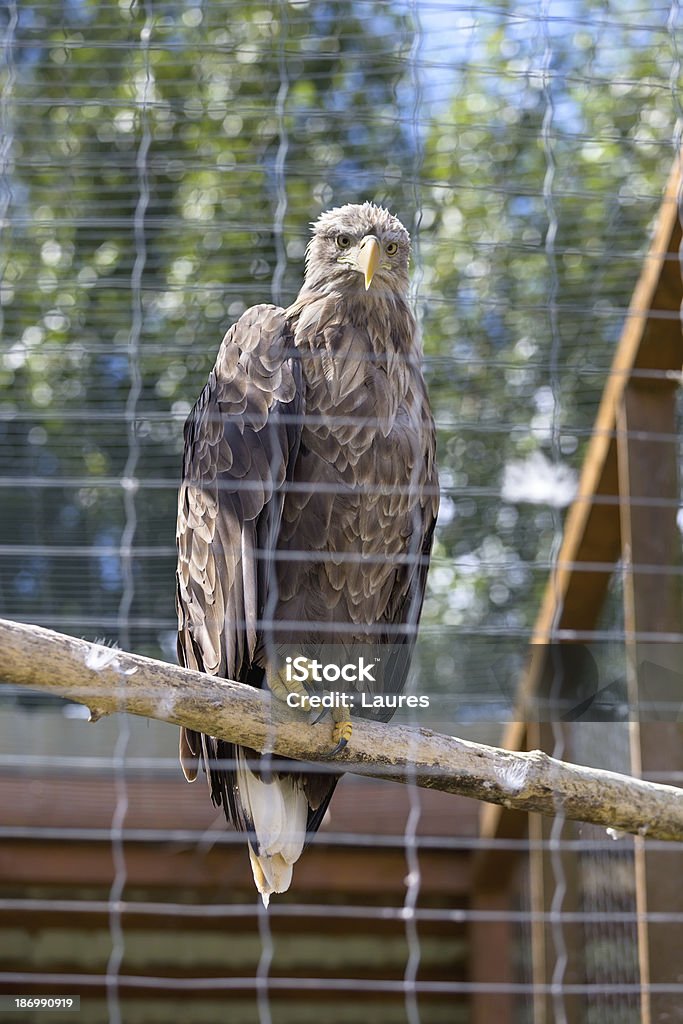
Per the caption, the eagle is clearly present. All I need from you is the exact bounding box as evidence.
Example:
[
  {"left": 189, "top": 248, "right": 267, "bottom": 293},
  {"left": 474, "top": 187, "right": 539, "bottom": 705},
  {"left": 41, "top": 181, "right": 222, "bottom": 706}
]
[{"left": 176, "top": 202, "right": 439, "bottom": 905}]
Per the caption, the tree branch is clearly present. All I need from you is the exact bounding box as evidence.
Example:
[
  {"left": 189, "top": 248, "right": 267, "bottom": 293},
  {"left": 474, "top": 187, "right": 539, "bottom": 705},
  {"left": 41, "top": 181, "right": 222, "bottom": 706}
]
[{"left": 1, "top": 615, "right": 682, "bottom": 841}]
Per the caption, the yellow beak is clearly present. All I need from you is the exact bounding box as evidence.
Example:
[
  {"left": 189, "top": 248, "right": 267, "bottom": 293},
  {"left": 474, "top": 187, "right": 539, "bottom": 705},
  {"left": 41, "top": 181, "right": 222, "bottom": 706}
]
[{"left": 356, "top": 235, "right": 381, "bottom": 290}]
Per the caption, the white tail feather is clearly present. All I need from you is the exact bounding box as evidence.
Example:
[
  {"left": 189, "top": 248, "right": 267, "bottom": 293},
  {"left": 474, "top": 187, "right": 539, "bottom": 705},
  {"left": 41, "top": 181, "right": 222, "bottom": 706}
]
[{"left": 236, "top": 751, "right": 308, "bottom": 906}]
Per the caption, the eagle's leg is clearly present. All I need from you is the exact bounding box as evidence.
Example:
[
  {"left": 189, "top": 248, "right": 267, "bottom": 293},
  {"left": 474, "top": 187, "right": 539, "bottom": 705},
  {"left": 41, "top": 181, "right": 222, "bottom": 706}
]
[
  {"left": 267, "top": 661, "right": 352, "bottom": 755},
  {"left": 267, "top": 662, "right": 314, "bottom": 712}
]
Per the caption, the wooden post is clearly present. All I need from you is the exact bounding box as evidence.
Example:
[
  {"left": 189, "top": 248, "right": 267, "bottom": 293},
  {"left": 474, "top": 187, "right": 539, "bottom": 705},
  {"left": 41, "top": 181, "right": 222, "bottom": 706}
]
[
  {"left": 617, "top": 379, "right": 683, "bottom": 1024},
  {"left": 469, "top": 887, "right": 514, "bottom": 1024},
  {"left": 527, "top": 723, "right": 584, "bottom": 1024},
  {"left": 469, "top": 862, "right": 515, "bottom": 1024}
]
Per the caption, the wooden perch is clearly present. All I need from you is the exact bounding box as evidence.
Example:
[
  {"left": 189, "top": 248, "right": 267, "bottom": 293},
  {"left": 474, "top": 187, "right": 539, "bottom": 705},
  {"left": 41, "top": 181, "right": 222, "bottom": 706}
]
[{"left": 1, "top": 615, "right": 682, "bottom": 842}]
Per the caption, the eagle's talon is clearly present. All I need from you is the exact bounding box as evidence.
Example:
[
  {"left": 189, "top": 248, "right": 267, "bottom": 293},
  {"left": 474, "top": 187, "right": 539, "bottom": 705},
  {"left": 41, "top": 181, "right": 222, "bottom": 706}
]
[{"left": 328, "top": 718, "right": 352, "bottom": 756}]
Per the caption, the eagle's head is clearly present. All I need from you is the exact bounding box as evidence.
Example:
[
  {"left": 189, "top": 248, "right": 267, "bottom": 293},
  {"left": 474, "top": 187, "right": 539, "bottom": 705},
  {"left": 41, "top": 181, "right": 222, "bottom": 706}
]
[{"left": 303, "top": 202, "right": 411, "bottom": 298}]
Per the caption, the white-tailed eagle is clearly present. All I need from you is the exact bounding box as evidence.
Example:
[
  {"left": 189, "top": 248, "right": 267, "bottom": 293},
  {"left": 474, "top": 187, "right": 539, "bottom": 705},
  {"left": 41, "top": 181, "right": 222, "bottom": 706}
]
[{"left": 176, "top": 203, "right": 438, "bottom": 905}]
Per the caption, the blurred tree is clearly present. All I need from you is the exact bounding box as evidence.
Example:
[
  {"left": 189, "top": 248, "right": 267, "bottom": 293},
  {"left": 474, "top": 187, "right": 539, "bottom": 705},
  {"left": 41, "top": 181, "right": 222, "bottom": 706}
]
[
  {"left": 0, "top": 0, "right": 680, "bottom": 693},
  {"left": 419, "top": 0, "right": 681, "bottom": 650},
  {"left": 0, "top": 0, "right": 416, "bottom": 656}
]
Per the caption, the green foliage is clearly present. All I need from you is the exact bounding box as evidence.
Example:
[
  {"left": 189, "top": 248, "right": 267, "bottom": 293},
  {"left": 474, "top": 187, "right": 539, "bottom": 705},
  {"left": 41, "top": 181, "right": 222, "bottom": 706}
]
[
  {"left": 0, "top": 0, "right": 681, "bottom": 670},
  {"left": 419, "top": 1, "right": 681, "bottom": 635},
  {"left": 0, "top": 0, "right": 416, "bottom": 653}
]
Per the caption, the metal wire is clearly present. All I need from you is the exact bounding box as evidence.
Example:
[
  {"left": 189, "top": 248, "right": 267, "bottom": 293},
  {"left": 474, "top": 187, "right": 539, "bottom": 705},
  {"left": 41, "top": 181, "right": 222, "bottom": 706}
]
[
  {"left": 1, "top": 4, "right": 682, "bottom": 1023},
  {"left": 104, "top": 4, "right": 153, "bottom": 1022}
]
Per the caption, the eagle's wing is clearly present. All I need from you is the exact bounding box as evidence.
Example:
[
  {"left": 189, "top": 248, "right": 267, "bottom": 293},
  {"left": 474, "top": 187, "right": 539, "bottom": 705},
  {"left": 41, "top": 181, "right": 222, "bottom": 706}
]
[
  {"left": 378, "top": 394, "right": 439, "bottom": 714},
  {"left": 175, "top": 303, "right": 302, "bottom": 814}
]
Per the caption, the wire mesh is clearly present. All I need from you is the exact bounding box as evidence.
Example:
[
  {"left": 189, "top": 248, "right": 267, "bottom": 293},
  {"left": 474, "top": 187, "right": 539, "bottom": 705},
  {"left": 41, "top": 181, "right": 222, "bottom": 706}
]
[{"left": 1, "top": 2, "right": 682, "bottom": 1023}]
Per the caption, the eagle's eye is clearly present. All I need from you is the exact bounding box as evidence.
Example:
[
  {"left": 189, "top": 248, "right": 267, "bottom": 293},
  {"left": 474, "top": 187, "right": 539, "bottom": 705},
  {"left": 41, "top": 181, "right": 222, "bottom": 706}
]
[
  {"left": 385, "top": 241, "right": 399, "bottom": 256},
  {"left": 336, "top": 234, "right": 352, "bottom": 250}
]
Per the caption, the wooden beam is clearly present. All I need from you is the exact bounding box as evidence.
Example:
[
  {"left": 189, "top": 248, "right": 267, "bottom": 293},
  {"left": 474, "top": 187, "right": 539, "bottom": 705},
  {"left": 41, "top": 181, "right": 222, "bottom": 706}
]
[
  {"left": 0, "top": 903, "right": 467, "bottom": 938},
  {"left": 0, "top": 981, "right": 463, "bottom": 1007},
  {"left": 0, "top": 839, "right": 472, "bottom": 897},
  {"left": 0, "top": 775, "right": 479, "bottom": 840}
]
